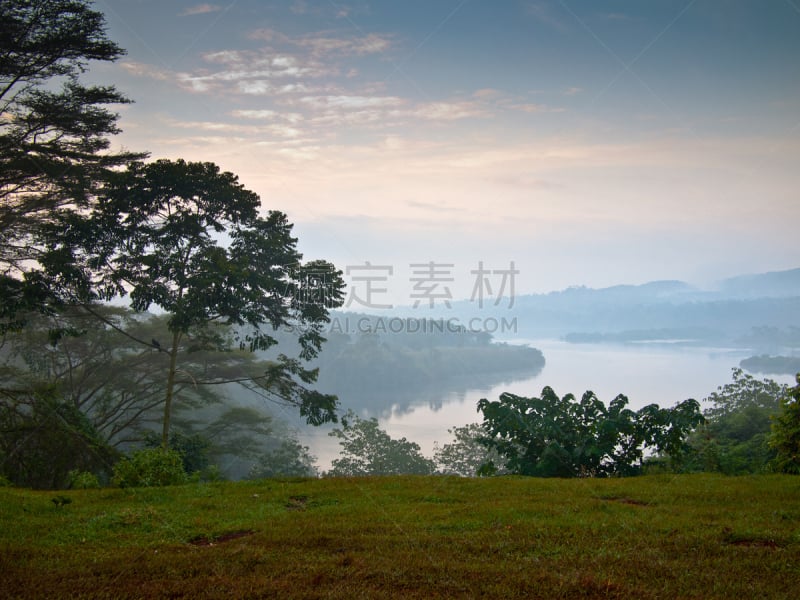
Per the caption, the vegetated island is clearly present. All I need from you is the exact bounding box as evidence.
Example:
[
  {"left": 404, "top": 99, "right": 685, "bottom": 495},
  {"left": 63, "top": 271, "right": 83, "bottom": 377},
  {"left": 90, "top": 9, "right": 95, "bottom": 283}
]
[
  {"left": 312, "top": 313, "right": 545, "bottom": 394},
  {"left": 740, "top": 355, "right": 800, "bottom": 376}
]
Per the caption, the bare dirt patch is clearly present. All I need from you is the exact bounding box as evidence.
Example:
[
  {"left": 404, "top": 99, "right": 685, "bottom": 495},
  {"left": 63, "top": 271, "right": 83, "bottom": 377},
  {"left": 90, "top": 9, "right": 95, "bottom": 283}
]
[
  {"left": 188, "top": 529, "right": 256, "bottom": 547},
  {"left": 601, "top": 496, "right": 649, "bottom": 506}
]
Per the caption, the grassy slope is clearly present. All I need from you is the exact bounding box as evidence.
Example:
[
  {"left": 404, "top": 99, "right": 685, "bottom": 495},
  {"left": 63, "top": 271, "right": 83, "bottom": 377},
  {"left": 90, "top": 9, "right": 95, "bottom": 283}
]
[{"left": 1, "top": 474, "right": 799, "bottom": 599}]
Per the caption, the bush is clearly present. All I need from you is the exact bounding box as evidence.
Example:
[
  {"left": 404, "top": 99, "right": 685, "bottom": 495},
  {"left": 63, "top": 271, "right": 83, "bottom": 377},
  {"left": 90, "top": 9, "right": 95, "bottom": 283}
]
[
  {"left": 249, "top": 439, "right": 318, "bottom": 479},
  {"left": 143, "top": 430, "right": 211, "bottom": 475},
  {"left": 770, "top": 375, "right": 800, "bottom": 474},
  {"left": 112, "top": 448, "right": 188, "bottom": 488},
  {"left": 68, "top": 470, "right": 100, "bottom": 489}
]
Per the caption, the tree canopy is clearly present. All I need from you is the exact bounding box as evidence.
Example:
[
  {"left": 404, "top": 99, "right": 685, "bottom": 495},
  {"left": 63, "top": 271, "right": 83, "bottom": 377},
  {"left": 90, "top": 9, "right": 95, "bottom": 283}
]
[
  {"left": 433, "top": 423, "right": 509, "bottom": 477},
  {"left": 478, "top": 388, "right": 703, "bottom": 477},
  {"left": 61, "top": 160, "right": 344, "bottom": 447},
  {"left": 328, "top": 412, "right": 436, "bottom": 476},
  {"left": 689, "top": 368, "right": 786, "bottom": 474},
  {"left": 0, "top": 0, "right": 143, "bottom": 331},
  {"left": 41, "top": 158, "right": 346, "bottom": 448}
]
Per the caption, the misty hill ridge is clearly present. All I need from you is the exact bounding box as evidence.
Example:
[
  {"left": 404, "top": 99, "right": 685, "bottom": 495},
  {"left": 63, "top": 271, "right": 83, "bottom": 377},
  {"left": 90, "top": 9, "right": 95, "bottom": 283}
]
[
  {"left": 399, "top": 267, "right": 800, "bottom": 343},
  {"left": 718, "top": 267, "right": 800, "bottom": 298},
  {"left": 494, "top": 266, "right": 800, "bottom": 310}
]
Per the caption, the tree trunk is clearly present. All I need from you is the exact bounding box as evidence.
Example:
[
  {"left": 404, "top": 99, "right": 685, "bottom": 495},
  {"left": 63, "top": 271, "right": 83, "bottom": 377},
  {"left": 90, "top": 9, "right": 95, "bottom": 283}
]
[{"left": 162, "top": 330, "right": 181, "bottom": 450}]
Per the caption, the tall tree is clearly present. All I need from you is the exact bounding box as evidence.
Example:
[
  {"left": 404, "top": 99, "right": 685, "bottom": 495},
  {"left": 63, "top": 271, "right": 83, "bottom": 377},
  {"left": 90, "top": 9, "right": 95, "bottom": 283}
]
[
  {"left": 0, "top": 0, "right": 143, "bottom": 330},
  {"left": 58, "top": 159, "right": 344, "bottom": 448}
]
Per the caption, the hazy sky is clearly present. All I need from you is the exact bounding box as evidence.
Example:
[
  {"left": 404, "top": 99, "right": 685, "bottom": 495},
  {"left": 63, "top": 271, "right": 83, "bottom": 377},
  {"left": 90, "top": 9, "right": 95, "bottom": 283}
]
[{"left": 91, "top": 0, "right": 800, "bottom": 306}]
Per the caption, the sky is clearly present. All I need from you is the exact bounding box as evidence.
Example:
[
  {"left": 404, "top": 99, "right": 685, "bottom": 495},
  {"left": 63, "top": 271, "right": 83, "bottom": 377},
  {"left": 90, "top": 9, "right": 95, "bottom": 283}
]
[{"left": 89, "top": 0, "right": 800, "bottom": 307}]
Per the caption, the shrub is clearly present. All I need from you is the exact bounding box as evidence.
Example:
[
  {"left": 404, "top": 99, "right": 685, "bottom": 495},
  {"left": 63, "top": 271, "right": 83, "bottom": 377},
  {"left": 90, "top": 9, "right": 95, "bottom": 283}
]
[
  {"left": 68, "top": 470, "right": 100, "bottom": 489},
  {"left": 770, "top": 374, "right": 800, "bottom": 474},
  {"left": 112, "top": 448, "right": 188, "bottom": 488}
]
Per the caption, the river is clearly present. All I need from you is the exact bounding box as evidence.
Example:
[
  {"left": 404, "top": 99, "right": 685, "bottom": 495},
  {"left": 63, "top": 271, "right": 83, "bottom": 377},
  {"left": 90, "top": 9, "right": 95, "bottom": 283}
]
[{"left": 298, "top": 340, "right": 797, "bottom": 472}]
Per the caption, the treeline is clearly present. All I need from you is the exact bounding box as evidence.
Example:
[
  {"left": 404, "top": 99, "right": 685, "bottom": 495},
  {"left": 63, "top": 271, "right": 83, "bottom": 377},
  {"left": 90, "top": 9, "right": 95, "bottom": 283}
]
[
  {"left": 740, "top": 355, "right": 800, "bottom": 376},
  {"left": 310, "top": 316, "right": 544, "bottom": 394},
  {"left": 0, "top": 309, "right": 319, "bottom": 488}
]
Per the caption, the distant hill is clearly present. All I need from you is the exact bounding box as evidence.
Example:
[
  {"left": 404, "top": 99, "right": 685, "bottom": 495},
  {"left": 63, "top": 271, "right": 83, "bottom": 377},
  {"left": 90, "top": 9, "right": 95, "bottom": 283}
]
[
  {"left": 740, "top": 355, "right": 800, "bottom": 376},
  {"left": 381, "top": 267, "right": 800, "bottom": 348},
  {"left": 718, "top": 268, "right": 800, "bottom": 299}
]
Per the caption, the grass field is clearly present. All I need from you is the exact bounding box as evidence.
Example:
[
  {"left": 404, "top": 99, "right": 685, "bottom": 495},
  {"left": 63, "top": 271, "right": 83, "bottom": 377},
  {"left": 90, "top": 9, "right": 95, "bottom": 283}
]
[{"left": 1, "top": 474, "right": 799, "bottom": 598}]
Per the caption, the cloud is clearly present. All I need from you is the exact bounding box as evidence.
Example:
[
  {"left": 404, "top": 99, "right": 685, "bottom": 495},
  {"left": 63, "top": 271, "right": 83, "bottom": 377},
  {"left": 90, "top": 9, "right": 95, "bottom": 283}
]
[
  {"left": 510, "top": 103, "right": 565, "bottom": 113},
  {"left": 406, "top": 200, "right": 463, "bottom": 214},
  {"left": 231, "top": 109, "right": 279, "bottom": 120},
  {"left": 119, "top": 61, "right": 171, "bottom": 80},
  {"left": 295, "top": 33, "right": 392, "bottom": 57},
  {"left": 246, "top": 28, "right": 289, "bottom": 43},
  {"left": 526, "top": 2, "right": 571, "bottom": 33},
  {"left": 201, "top": 50, "right": 322, "bottom": 78},
  {"left": 473, "top": 88, "right": 503, "bottom": 99},
  {"left": 248, "top": 29, "right": 393, "bottom": 57},
  {"left": 408, "top": 101, "right": 486, "bottom": 121},
  {"left": 289, "top": 0, "right": 355, "bottom": 19},
  {"left": 179, "top": 4, "right": 221, "bottom": 17},
  {"left": 165, "top": 117, "right": 312, "bottom": 139},
  {"left": 236, "top": 80, "right": 272, "bottom": 95},
  {"left": 300, "top": 95, "right": 404, "bottom": 110},
  {"left": 162, "top": 50, "right": 331, "bottom": 94}
]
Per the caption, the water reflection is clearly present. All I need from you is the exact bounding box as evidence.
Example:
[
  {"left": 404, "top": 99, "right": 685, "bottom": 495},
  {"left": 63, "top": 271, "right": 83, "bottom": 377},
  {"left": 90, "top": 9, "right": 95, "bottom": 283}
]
[{"left": 298, "top": 340, "right": 796, "bottom": 472}]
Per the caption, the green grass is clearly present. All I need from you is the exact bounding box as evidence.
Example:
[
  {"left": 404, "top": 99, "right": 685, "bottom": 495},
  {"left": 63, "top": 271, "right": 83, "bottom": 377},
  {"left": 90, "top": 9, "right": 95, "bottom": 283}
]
[{"left": 1, "top": 474, "right": 799, "bottom": 598}]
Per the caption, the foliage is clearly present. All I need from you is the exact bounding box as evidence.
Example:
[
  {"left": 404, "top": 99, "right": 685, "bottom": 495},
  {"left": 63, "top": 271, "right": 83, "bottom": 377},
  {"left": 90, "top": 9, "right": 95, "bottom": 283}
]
[
  {"left": 328, "top": 412, "right": 436, "bottom": 476},
  {"left": 477, "top": 387, "right": 704, "bottom": 477},
  {"left": 690, "top": 368, "right": 786, "bottom": 474},
  {"left": 52, "top": 158, "right": 345, "bottom": 448},
  {"left": 68, "top": 470, "right": 100, "bottom": 489},
  {"left": 0, "top": 385, "right": 117, "bottom": 489},
  {"left": 1, "top": 308, "right": 199, "bottom": 446},
  {"left": 0, "top": 0, "right": 143, "bottom": 331},
  {"left": 249, "top": 438, "right": 318, "bottom": 479},
  {"left": 111, "top": 448, "right": 187, "bottom": 488},
  {"left": 314, "top": 322, "right": 544, "bottom": 394},
  {"left": 143, "top": 431, "right": 211, "bottom": 476},
  {"left": 433, "top": 423, "right": 509, "bottom": 476},
  {"left": 770, "top": 374, "right": 800, "bottom": 474},
  {"left": 1, "top": 308, "right": 327, "bottom": 483}
]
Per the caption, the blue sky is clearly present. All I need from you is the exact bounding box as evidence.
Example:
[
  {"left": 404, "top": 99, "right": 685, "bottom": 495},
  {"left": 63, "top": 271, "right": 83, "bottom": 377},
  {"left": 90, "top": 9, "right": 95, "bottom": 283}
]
[{"left": 91, "top": 0, "right": 800, "bottom": 305}]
